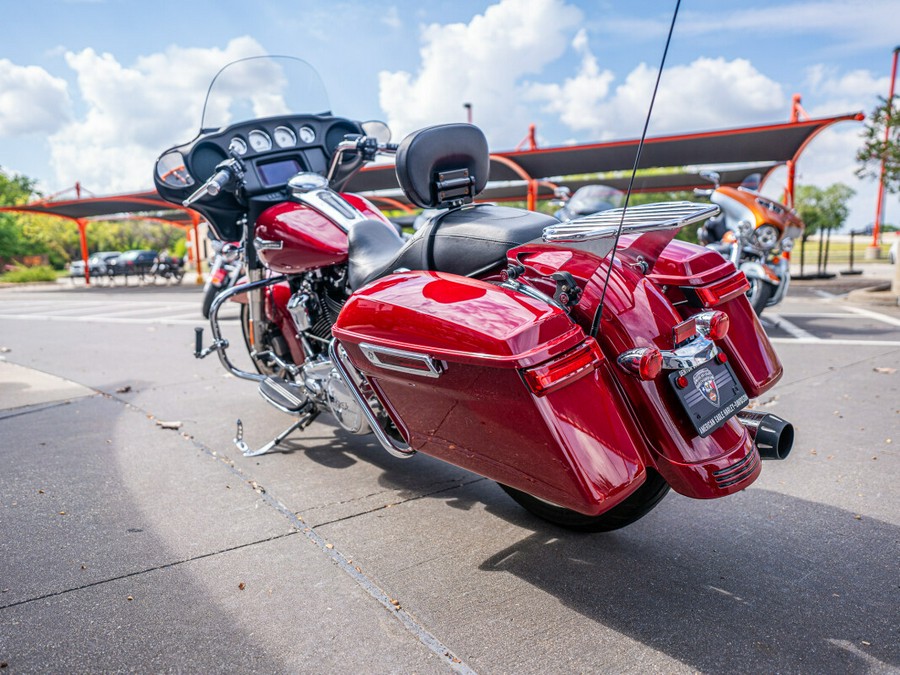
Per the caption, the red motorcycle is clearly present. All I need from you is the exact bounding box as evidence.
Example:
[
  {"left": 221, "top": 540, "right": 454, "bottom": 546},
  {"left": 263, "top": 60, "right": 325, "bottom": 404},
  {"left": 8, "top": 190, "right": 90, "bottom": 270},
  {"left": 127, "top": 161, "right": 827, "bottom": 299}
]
[{"left": 155, "top": 56, "right": 793, "bottom": 532}]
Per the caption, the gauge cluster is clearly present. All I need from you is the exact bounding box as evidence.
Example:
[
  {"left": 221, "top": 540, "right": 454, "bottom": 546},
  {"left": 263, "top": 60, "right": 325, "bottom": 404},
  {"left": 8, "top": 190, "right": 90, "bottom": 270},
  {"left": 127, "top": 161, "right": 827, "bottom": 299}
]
[{"left": 185, "top": 114, "right": 363, "bottom": 197}]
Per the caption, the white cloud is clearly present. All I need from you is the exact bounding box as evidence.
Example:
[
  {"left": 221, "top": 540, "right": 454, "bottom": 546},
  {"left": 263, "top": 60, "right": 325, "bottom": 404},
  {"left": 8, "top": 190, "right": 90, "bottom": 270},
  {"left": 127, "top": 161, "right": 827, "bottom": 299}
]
[
  {"left": 0, "top": 59, "right": 71, "bottom": 136},
  {"left": 522, "top": 29, "right": 615, "bottom": 135},
  {"left": 377, "top": 0, "right": 582, "bottom": 148},
  {"left": 48, "top": 36, "right": 267, "bottom": 193},
  {"left": 679, "top": 0, "right": 899, "bottom": 52},
  {"left": 526, "top": 47, "right": 786, "bottom": 141},
  {"left": 804, "top": 65, "right": 889, "bottom": 115}
]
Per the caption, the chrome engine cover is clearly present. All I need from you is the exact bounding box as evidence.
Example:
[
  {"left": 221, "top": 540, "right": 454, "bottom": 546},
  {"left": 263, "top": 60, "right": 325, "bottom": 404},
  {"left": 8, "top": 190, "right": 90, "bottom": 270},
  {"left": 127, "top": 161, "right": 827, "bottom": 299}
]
[
  {"left": 300, "top": 357, "right": 370, "bottom": 435},
  {"left": 324, "top": 368, "right": 371, "bottom": 435}
]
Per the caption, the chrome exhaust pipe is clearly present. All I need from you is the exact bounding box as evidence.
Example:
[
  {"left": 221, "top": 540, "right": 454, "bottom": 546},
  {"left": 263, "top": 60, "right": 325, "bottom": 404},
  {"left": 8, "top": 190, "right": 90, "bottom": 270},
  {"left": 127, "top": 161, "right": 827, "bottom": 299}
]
[{"left": 737, "top": 411, "right": 794, "bottom": 460}]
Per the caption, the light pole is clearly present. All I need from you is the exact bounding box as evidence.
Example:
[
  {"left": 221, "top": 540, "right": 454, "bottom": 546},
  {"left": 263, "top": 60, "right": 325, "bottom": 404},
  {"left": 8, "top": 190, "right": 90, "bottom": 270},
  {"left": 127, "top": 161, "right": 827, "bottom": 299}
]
[{"left": 872, "top": 46, "right": 899, "bottom": 259}]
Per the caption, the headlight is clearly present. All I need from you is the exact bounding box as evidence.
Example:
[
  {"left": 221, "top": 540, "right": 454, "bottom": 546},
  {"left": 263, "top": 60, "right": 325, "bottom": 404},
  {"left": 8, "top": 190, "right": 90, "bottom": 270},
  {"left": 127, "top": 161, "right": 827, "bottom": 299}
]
[
  {"left": 781, "top": 237, "right": 794, "bottom": 252},
  {"left": 753, "top": 224, "right": 780, "bottom": 250}
]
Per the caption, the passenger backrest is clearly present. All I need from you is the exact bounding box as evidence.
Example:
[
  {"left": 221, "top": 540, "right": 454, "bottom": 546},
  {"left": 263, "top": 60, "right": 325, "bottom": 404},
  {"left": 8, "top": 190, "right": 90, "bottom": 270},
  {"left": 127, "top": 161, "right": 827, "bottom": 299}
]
[{"left": 394, "top": 124, "right": 489, "bottom": 209}]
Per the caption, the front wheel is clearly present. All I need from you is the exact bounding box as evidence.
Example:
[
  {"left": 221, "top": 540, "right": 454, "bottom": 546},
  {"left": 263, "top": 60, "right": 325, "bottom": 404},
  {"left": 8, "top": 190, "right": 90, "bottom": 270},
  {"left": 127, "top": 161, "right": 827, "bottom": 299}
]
[
  {"left": 498, "top": 469, "right": 670, "bottom": 533},
  {"left": 746, "top": 277, "right": 775, "bottom": 316},
  {"left": 201, "top": 282, "right": 222, "bottom": 319}
]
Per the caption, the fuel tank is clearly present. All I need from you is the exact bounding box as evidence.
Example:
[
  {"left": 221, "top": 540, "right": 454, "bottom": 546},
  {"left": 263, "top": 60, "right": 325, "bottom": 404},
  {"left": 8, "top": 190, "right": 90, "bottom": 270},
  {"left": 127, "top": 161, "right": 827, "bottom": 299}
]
[
  {"left": 253, "top": 192, "right": 390, "bottom": 274},
  {"left": 255, "top": 201, "right": 349, "bottom": 274}
]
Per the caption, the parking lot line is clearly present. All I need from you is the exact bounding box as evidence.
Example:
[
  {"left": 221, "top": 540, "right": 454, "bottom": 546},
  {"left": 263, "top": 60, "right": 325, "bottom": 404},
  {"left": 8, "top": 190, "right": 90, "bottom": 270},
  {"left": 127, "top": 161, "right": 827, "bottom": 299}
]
[{"left": 763, "top": 313, "right": 820, "bottom": 340}]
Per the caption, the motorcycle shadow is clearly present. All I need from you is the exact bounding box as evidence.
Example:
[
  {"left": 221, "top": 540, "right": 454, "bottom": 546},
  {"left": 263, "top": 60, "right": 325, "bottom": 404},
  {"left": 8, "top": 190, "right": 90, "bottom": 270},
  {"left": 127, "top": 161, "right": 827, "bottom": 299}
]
[
  {"left": 477, "top": 489, "right": 898, "bottom": 673},
  {"left": 276, "top": 425, "right": 500, "bottom": 513}
]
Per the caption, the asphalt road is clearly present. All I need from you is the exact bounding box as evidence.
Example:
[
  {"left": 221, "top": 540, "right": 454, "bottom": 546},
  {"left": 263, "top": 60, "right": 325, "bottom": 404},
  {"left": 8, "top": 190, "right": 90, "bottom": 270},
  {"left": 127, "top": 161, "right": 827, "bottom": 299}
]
[{"left": 0, "top": 277, "right": 898, "bottom": 673}]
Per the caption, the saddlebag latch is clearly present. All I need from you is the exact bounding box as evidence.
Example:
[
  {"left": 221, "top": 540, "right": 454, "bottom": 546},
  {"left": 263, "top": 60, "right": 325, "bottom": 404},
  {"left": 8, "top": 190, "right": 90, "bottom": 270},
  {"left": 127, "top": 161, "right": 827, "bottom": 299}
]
[{"left": 551, "top": 272, "right": 582, "bottom": 310}]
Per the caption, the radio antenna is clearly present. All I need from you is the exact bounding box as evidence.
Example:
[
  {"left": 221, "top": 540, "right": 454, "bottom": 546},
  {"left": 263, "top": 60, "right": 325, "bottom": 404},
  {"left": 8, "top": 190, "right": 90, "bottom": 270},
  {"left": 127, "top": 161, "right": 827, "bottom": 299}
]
[{"left": 590, "top": 0, "right": 682, "bottom": 338}]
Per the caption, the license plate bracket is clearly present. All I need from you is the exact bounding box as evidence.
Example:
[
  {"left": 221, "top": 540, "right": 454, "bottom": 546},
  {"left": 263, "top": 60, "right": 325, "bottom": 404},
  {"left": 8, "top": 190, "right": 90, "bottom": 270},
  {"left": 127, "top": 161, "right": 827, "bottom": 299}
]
[{"left": 669, "top": 358, "right": 748, "bottom": 437}]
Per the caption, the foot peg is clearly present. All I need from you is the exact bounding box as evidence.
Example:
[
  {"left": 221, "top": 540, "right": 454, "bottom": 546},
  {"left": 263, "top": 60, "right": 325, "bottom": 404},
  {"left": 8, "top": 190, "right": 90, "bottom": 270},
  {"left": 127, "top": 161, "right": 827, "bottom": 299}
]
[{"left": 258, "top": 376, "right": 308, "bottom": 413}]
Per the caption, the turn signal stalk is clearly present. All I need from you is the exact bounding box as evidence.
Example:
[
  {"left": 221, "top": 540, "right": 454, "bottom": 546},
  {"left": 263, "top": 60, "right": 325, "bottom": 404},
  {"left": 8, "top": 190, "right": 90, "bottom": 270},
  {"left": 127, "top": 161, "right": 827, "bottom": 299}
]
[{"left": 617, "top": 347, "right": 663, "bottom": 380}]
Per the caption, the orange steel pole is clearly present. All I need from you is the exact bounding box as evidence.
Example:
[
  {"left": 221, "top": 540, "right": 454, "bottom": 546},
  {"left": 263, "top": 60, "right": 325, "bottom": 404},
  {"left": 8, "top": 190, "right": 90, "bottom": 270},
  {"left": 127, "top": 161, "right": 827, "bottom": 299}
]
[
  {"left": 872, "top": 46, "right": 900, "bottom": 250},
  {"left": 784, "top": 94, "right": 804, "bottom": 208},
  {"left": 77, "top": 218, "right": 90, "bottom": 286},
  {"left": 490, "top": 154, "right": 537, "bottom": 211}
]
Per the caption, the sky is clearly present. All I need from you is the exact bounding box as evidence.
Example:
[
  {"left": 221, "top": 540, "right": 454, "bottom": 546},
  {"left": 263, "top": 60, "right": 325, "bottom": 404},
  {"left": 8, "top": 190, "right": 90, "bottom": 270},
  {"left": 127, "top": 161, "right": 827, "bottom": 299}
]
[{"left": 0, "top": 0, "right": 897, "bottom": 229}]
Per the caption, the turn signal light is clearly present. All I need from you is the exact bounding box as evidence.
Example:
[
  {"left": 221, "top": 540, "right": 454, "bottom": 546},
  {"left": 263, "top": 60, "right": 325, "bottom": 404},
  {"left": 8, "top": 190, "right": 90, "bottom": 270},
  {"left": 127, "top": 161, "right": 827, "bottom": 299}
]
[
  {"left": 523, "top": 339, "right": 604, "bottom": 395},
  {"left": 695, "top": 310, "right": 730, "bottom": 340},
  {"left": 617, "top": 347, "right": 663, "bottom": 381}
]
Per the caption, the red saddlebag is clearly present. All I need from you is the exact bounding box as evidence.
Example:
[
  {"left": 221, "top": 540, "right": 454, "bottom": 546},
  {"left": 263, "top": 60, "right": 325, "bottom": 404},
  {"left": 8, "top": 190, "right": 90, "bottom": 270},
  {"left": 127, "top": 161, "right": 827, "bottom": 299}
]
[{"left": 333, "top": 271, "right": 649, "bottom": 515}]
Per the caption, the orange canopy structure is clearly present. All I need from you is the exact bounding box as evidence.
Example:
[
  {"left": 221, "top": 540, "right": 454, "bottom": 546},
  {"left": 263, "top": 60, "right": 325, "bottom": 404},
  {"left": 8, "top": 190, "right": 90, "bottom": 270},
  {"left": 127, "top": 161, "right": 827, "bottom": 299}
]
[{"left": 1, "top": 108, "right": 863, "bottom": 285}]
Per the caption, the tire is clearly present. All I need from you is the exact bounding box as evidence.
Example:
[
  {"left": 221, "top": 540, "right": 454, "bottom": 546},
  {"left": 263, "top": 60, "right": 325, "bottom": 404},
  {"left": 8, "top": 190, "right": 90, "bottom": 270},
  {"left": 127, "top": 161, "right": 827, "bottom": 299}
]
[
  {"left": 239, "top": 304, "right": 285, "bottom": 377},
  {"left": 201, "top": 282, "right": 221, "bottom": 319},
  {"left": 746, "top": 277, "right": 775, "bottom": 316},
  {"left": 498, "top": 469, "right": 670, "bottom": 533}
]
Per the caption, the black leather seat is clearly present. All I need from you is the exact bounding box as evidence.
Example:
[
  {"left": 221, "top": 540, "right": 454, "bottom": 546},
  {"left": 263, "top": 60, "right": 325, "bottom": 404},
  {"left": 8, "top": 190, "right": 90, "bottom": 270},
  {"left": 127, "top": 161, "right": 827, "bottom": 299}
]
[{"left": 347, "top": 123, "right": 557, "bottom": 289}]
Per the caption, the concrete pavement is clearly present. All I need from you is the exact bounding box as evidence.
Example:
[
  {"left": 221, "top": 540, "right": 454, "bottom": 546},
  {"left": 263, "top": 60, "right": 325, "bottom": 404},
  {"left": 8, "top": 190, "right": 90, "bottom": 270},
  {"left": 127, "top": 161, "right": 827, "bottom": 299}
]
[{"left": 0, "top": 278, "right": 898, "bottom": 673}]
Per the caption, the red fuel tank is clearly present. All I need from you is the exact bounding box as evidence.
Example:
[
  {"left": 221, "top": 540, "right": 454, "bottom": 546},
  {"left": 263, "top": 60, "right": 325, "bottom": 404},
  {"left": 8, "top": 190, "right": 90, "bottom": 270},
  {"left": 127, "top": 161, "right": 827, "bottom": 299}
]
[{"left": 255, "top": 201, "right": 349, "bottom": 274}]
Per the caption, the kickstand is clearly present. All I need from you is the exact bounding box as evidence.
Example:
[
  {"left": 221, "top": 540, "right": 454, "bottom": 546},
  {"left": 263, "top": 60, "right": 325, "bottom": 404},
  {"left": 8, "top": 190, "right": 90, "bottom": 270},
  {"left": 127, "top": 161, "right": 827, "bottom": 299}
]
[{"left": 233, "top": 415, "right": 314, "bottom": 457}]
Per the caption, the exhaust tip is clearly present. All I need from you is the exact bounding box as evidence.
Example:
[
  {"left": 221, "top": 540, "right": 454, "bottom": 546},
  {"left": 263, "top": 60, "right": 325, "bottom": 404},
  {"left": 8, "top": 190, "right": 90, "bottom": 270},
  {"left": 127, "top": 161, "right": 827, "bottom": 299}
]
[{"left": 754, "top": 414, "right": 794, "bottom": 460}]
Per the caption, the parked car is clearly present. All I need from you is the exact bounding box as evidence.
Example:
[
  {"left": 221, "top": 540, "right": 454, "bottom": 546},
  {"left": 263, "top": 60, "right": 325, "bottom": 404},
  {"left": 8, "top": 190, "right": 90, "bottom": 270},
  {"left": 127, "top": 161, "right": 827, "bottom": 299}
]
[
  {"left": 89, "top": 251, "right": 121, "bottom": 276},
  {"left": 112, "top": 249, "right": 157, "bottom": 276},
  {"left": 68, "top": 251, "right": 120, "bottom": 278},
  {"left": 68, "top": 259, "right": 86, "bottom": 277}
]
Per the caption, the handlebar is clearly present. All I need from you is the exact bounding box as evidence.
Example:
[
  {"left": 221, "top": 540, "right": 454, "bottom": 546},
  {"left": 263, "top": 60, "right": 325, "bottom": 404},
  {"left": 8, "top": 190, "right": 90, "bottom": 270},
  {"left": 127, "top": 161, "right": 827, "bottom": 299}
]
[{"left": 182, "top": 158, "right": 243, "bottom": 207}]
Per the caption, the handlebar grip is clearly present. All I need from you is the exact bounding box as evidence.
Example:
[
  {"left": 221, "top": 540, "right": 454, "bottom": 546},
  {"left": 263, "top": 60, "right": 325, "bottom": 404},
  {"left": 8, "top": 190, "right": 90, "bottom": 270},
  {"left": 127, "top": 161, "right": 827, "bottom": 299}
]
[
  {"left": 206, "top": 168, "right": 232, "bottom": 197},
  {"left": 194, "top": 327, "right": 204, "bottom": 356}
]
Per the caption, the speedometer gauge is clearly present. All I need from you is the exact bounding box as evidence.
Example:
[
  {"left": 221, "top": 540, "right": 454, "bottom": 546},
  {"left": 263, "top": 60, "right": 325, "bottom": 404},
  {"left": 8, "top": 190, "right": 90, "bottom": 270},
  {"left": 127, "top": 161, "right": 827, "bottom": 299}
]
[
  {"left": 228, "top": 137, "right": 248, "bottom": 156},
  {"left": 248, "top": 129, "right": 272, "bottom": 152},
  {"left": 274, "top": 125, "right": 296, "bottom": 148},
  {"left": 298, "top": 126, "right": 316, "bottom": 144}
]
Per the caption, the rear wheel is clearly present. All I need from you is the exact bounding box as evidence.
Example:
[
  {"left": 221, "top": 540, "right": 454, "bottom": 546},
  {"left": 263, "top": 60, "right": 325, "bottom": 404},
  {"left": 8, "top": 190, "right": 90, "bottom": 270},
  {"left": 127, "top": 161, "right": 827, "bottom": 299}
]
[
  {"left": 498, "top": 469, "right": 670, "bottom": 533},
  {"left": 746, "top": 277, "right": 775, "bottom": 316}
]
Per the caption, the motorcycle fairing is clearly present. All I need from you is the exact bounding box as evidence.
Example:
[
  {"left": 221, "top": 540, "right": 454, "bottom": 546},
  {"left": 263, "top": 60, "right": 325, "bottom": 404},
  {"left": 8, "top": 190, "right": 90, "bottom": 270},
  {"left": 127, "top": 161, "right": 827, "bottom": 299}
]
[{"left": 333, "top": 271, "right": 649, "bottom": 515}]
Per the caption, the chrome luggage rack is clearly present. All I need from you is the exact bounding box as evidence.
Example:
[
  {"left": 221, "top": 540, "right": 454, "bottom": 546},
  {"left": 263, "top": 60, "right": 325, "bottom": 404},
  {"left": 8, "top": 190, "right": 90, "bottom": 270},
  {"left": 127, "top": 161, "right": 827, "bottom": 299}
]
[{"left": 542, "top": 201, "right": 719, "bottom": 245}]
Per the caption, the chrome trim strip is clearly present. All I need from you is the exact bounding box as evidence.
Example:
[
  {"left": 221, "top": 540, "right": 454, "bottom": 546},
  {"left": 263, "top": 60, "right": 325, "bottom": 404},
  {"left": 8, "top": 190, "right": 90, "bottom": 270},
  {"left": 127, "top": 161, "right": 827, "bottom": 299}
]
[
  {"left": 293, "top": 188, "right": 367, "bottom": 231},
  {"left": 543, "top": 201, "right": 719, "bottom": 243},
  {"left": 253, "top": 237, "right": 283, "bottom": 251},
  {"left": 660, "top": 336, "right": 718, "bottom": 371},
  {"left": 359, "top": 342, "right": 443, "bottom": 378}
]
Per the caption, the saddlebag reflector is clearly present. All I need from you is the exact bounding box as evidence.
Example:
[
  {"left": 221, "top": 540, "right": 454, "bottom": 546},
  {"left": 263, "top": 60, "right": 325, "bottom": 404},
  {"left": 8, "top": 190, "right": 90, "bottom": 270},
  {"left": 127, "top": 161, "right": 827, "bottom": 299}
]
[{"left": 680, "top": 271, "right": 750, "bottom": 307}]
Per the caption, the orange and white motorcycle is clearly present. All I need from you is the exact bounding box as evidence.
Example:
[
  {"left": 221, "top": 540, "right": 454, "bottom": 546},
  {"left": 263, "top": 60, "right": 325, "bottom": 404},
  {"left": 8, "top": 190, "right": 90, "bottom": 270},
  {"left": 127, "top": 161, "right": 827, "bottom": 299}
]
[{"left": 697, "top": 172, "right": 804, "bottom": 315}]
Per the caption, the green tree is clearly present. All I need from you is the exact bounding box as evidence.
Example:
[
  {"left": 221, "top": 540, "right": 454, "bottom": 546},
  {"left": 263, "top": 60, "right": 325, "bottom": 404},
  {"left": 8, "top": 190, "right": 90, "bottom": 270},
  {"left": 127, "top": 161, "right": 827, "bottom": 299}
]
[
  {"left": 0, "top": 167, "right": 41, "bottom": 261},
  {"left": 794, "top": 183, "right": 855, "bottom": 235},
  {"left": 856, "top": 95, "right": 900, "bottom": 194}
]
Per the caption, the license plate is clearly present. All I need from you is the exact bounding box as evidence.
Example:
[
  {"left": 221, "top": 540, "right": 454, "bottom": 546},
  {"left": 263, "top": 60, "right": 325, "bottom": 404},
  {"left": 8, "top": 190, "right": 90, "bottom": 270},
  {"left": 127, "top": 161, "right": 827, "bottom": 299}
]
[{"left": 669, "top": 358, "right": 749, "bottom": 437}]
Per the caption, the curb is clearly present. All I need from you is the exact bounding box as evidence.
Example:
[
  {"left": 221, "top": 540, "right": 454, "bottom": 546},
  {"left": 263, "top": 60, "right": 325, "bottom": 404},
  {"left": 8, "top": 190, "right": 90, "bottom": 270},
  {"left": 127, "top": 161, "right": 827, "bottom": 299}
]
[{"left": 845, "top": 282, "right": 900, "bottom": 307}]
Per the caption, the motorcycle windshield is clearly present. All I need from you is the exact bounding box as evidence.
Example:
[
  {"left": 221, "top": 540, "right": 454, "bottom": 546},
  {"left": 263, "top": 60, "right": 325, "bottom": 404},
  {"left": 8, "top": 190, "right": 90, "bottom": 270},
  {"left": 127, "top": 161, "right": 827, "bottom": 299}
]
[{"left": 199, "top": 55, "right": 331, "bottom": 133}]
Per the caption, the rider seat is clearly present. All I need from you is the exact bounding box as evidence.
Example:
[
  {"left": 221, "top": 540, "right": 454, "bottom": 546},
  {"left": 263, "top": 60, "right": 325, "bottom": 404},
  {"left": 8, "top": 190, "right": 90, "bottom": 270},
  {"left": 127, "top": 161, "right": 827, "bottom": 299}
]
[{"left": 347, "top": 123, "right": 557, "bottom": 289}]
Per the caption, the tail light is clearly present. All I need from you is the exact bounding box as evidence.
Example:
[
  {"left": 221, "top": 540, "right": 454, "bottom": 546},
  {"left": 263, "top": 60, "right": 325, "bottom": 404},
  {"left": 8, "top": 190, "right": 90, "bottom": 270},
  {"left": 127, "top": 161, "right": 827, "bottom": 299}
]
[
  {"left": 617, "top": 347, "right": 663, "bottom": 381},
  {"left": 680, "top": 271, "right": 750, "bottom": 307},
  {"left": 694, "top": 310, "right": 730, "bottom": 340},
  {"left": 523, "top": 339, "right": 604, "bottom": 395}
]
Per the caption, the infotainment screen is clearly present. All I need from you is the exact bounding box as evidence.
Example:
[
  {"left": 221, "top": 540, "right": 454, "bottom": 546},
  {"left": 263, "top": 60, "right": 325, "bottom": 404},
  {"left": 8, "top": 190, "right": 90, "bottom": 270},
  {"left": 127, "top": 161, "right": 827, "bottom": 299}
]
[{"left": 258, "top": 158, "right": 302, "bottom": 186}]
